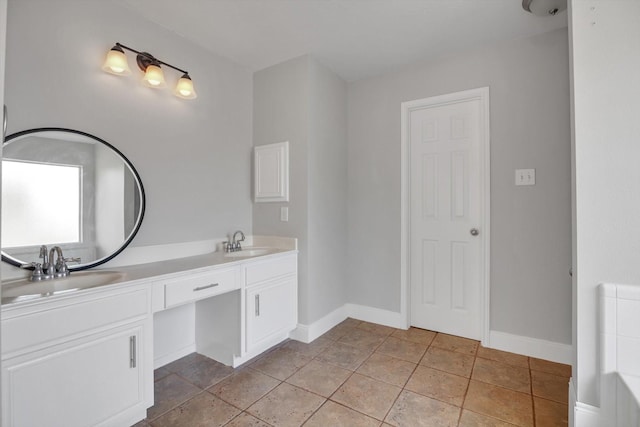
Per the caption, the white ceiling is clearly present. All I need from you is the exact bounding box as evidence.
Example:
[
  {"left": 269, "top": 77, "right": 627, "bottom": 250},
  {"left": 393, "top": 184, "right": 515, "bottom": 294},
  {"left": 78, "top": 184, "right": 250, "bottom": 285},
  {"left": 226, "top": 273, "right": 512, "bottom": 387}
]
[{"left": 121, "top": 0, "right": 567, "bottom": 82}]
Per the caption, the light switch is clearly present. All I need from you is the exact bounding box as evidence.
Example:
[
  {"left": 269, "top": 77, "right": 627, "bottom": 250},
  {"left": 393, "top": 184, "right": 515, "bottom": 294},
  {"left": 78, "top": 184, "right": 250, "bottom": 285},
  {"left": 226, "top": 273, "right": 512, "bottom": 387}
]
[
  {"left": 280, "top": 206, "right": 289, "bottom": 222},
  {"left": 515, "top": 169, "right": 536, "bottom": 186}
]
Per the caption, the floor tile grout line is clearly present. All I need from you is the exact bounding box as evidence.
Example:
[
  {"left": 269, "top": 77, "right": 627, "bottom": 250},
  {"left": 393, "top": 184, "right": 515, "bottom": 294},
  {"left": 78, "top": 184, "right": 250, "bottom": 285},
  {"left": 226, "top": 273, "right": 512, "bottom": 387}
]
[
  {"left": 378, "top": 348, "right": 425, "bottom": 425},
  {"left": 146, "top": 388, "right": 209, "bottom": 423},
  {"left": 298, "top": 399, "right": 327, "bottom": 427},
  {"left": 456, "top": 353, "right": 478, "bottom": 426},
  {"left": 222, "top": 410, "right": 274, "bottom": 427},
  {"left": 530, "top": 360, "right": 537, "bottom": 427},
  {"left": 207, "top": 367, "right": 283, "bottom": 413}
]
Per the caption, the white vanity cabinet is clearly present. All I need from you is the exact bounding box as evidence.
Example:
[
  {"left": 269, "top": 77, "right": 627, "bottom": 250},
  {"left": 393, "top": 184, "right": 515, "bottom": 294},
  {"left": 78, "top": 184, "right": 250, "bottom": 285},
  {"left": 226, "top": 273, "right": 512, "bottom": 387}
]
[
  {"left": 1, "top": 285, "right": 153, "bottom": 427},
  {"left": 244, "top": 254, "right": 298, "bottom": 355},
  {"left": 0, "top": 243, "right": 299, "bottom": 425}
]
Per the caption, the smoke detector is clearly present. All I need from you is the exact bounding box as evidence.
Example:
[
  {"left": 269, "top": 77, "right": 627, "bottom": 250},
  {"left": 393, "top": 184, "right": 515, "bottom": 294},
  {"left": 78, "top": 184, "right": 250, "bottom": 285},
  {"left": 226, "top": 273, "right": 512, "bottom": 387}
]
[{"left": 522, "top": 0, "right": 567, "bottom": 16}]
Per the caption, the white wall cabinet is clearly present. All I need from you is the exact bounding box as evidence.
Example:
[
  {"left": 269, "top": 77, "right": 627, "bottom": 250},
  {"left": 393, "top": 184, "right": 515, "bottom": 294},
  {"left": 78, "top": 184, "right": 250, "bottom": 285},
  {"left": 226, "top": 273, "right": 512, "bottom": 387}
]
[
  {"left": 254, "top": 141, "right": 289, "bottom": 202},
  {"left": 1, "top": 286, "right": 152, "bottom": 427}
]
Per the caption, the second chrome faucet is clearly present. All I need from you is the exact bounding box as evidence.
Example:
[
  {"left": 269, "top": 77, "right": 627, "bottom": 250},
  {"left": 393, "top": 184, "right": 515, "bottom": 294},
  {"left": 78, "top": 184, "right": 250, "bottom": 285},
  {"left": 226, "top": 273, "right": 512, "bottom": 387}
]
[
  {"left": 22, "top": 245, "right": 81, "bottom": 281},
  {"left": 224, "top": 230, "right": 245, "bottom": 252}
]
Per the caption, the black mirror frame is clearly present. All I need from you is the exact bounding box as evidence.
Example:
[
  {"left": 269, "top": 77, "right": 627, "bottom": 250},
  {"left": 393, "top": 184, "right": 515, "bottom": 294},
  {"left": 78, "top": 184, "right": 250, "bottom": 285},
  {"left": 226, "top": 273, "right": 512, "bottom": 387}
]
[{"left": 1, "top": 127, "right": 146, "bottom": 271}]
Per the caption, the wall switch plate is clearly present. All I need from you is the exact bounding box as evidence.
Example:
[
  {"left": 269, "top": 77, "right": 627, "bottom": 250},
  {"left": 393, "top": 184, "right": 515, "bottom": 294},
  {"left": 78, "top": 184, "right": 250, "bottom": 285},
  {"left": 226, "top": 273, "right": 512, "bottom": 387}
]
[
  {"left": 515, "top": 169, "right": 536, "bottom": 186},
  {"left": 280, "top": 206, "right": 289, "bottom": 222}
]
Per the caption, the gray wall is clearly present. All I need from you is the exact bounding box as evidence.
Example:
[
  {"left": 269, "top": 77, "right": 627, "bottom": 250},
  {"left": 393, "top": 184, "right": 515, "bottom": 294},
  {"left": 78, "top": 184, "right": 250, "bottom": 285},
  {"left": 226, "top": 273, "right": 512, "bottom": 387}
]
[
  {"left": 307, "top": 60, "right": 348, "bottom": 323},
  {"left": 4, "top": 1, "right": 253, "bottom": 254},
  {"left": 348, "top": 29, "right": 572, "bottom": 344},
  {"left": 253, "top": 56, "right": 311, "bottom": 323},
  {"left": 570, "top": 0, "right": 640, "bottom": 406},
  {"left": 253, "top": 56, "right": 348, "bottom": 325}
]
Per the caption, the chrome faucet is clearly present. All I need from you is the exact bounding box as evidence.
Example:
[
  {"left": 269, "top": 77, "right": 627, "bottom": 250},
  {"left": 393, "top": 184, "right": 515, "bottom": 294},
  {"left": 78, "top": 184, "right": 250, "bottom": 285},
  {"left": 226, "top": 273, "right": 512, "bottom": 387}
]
[
  {"left": 225, "top": 230, "right": 245, "bottom": 252},
  {"left": 21, "top": 245, "right": 81, "bottom": 281}
]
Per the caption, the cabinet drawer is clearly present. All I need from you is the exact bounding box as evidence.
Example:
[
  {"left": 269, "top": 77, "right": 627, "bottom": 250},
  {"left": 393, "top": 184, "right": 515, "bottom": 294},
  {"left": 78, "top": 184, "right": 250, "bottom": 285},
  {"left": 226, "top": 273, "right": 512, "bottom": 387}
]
[
  {"left": 164, "top": 268, "right": 240, "bottom": 308},
  {"left": 2, "top": 288, "right": 148, "bottom": 356},
  {"left": 246, "top": 255, "right": 297, "bottom": 285}
]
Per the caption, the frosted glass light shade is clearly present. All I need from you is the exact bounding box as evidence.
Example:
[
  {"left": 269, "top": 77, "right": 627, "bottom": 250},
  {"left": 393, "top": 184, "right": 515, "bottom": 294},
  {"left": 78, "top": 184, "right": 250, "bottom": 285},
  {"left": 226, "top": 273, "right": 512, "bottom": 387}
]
[
  {"left": 174, "top": 74, "right": 197, "bottom": 99},
  {"left": 102, "top": 47, "right": 131, "bottom": 75},
  {"left": 522, "top": 0, "right": 566, "bottom": 16},
  {"left": 142, "top": 64, "right": 166, "bottom": 88}
]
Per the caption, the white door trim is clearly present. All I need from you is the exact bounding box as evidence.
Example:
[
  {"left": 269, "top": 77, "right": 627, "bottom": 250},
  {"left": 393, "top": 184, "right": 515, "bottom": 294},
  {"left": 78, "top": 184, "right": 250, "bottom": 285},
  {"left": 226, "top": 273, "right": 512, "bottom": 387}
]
[{"left": 400, "top": 87, "right": 491, "bottom": 345}]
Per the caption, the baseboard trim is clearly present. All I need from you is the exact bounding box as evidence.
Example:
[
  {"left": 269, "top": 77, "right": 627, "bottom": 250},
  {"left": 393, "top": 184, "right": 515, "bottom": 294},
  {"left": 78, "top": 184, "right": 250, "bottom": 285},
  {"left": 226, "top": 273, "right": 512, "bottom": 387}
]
[
  {"left": 344, "top": 303, "right": 407, "bottom": 329},
  {"left": 290, "top": 305, "right": 348, "bottom": 343},
  {"left": 488, "top": 330, "right": 572, "bottom": 364},
  {"left": 291, "top": 304, "right": 407, "bottom": 343},
  {"left": 574, "top": 403, "right": 601, "bottom": 427},
  {"left": 154, "top": 343, "right": 196, "bottom": 369},
  {"left": 572, "top": 385, "right": 601, "bottom": 427},
  {"left": 292, "top": 306, "right": 573, "bottom": 367}
]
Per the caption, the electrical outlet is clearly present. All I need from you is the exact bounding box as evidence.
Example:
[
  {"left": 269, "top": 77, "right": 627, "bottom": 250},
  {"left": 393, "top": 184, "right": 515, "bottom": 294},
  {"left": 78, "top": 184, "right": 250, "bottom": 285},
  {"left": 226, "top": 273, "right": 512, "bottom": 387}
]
[
  {"left": 515, "top": 169, "right": 536, "bottom": 186},
  {"left": 280, "top": 207, "right": 289, "bottom": 222}
]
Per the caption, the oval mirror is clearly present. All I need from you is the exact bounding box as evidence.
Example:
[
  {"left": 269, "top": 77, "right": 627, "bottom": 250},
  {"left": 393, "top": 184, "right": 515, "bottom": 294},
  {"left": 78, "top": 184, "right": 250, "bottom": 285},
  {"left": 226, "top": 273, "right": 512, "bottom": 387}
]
[{"left": 1, "top": 128, "right": 145, "bottom": 271}]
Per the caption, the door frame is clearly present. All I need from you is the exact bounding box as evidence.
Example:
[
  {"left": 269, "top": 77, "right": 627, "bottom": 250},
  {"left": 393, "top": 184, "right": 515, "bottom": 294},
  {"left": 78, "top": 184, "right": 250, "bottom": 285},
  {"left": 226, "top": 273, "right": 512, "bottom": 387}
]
[{"left": 400, "top": 87, "right": 491, "bottom": 345}]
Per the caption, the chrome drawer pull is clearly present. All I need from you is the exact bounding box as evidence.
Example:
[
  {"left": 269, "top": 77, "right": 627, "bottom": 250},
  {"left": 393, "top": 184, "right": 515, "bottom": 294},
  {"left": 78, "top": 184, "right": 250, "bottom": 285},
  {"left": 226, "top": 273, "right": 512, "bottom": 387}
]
[
  {"left": 130, "top": 335, "right": 137, "bottom": 368},
  {"left": 194, "top": 283, "right": 219, "bottom": 292}
]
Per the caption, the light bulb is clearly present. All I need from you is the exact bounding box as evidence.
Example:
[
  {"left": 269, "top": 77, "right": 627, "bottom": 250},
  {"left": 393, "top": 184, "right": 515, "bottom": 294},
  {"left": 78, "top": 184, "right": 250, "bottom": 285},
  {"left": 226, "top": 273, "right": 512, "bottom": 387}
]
[
  {"left": 102, "top": 46, "right": 131, "bottom": 75},
  {"left": 174, "top": 74, "right": 197, "bottom": 99},
  {"left": 142, "top": 64, "right": 166, "bottom": 88}
]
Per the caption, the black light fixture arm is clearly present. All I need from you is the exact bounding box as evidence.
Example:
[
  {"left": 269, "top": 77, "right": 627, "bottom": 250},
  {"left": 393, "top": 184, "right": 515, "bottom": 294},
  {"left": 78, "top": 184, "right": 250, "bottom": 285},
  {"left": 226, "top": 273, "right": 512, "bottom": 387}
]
[{"left": 115, "top": 42, "right": 190, "bottom": 75}]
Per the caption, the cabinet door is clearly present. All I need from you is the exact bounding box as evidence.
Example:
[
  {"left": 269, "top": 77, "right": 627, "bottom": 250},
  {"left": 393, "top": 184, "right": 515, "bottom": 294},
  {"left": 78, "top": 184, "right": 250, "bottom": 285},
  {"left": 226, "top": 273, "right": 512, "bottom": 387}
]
[
  {"left": 3, "top": 325, "right": 145, "bottom": 427},
  {"left": 254, "top": 141, "right": 289, "bottom": 202},
  {"left": 246, "top": 276, "right": 297, "bottom": 352}
]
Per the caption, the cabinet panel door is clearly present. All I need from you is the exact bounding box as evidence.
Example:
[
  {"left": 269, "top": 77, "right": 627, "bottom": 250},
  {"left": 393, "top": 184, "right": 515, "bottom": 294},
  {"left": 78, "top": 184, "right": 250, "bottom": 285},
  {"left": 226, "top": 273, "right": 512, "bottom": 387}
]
[
  {"left": 254, "top": 141, "right": 289, "bottom": 202},
  {"left": 246, "top": 276, "right": 297, "bottom": 352},
  {"left": 4, "top": 325, "right": 144, "bottom": 427}
]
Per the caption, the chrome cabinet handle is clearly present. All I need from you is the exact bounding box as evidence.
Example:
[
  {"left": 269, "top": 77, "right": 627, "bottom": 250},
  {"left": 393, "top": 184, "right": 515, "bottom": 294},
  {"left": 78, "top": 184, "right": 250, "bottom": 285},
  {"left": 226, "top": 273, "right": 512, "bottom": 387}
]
[
  {"left": 3, "top": 105, "right": 7, "bottom": 139},
  {"left": 255, "top": 294, "right": 260, "bottom": 316},
  {"left": 193, "top": 283, "right": 219, "bottom": 292},
  {"left": 129, "top": 335, "right": 137, "bottom": 368},
  {"left": 470, "top": 228, "right": 479, "bottom": 236}
]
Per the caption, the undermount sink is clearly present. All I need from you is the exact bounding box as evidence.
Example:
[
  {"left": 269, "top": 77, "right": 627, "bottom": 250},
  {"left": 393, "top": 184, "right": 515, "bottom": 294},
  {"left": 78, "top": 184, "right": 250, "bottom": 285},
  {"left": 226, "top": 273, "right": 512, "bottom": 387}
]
[
  {"left": 224, "top": 248, "right": 272, "bottom": 258},
  {"left": 2, "top": 270, "right": 126, "bottom": 302}
]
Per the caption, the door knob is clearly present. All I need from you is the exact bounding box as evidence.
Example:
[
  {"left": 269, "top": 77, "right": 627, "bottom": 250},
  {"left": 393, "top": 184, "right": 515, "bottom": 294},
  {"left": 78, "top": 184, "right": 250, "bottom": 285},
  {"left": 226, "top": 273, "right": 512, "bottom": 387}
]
[{"left": 470, "top": 228, "right": 479, "bottom": 236}]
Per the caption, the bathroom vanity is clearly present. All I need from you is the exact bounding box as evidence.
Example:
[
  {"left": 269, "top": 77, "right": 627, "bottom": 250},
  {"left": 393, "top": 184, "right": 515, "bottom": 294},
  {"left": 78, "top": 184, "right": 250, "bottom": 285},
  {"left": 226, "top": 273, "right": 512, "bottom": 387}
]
[
  {"left": 0, "top": 128, "right": 298, "bottom": 426},
  {"left": 1, "top": 243, "right": 298, "bottom": 427}
]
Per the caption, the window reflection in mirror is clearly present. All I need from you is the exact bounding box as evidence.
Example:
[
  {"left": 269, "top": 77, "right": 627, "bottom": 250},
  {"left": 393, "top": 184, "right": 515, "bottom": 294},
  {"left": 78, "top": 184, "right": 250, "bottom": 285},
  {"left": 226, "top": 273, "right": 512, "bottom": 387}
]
[
  {"left": 1, "top": 130, "right": 143, "bottom": 271},
  {"left": 2, "top": 160, "right": 81, "bottom": 246}
]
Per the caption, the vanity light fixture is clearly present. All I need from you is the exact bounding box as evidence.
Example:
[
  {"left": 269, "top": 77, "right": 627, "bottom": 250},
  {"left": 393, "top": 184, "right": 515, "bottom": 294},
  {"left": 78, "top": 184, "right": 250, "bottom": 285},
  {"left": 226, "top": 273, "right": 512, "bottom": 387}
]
[
  {"left": 522, "top": 0, "right": 566, "bottom": 16},
  {"left": 102, "top": 42, "right": 197, "bottom": 99}
]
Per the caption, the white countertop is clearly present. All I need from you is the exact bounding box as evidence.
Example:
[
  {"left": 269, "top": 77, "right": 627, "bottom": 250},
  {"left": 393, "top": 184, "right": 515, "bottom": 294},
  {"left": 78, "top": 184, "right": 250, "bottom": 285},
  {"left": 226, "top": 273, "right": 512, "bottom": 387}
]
[{"left": 1, "top": 236, "right": 297, "bottom": 306}]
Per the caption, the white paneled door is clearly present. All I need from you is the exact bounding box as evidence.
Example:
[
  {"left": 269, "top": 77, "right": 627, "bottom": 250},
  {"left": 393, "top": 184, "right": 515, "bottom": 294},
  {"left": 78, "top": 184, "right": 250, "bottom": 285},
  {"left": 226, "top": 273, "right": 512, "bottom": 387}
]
[{"left": 408, "top": 89, "right": 488, "bottom": 340}]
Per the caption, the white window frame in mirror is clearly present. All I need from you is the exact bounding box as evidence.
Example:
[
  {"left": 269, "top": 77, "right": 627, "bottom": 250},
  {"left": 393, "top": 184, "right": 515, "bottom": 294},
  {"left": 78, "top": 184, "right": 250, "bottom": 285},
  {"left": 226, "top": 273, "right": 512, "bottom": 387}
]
[{"left": 254, "top": 141, "right": 289, "bottom": 203}]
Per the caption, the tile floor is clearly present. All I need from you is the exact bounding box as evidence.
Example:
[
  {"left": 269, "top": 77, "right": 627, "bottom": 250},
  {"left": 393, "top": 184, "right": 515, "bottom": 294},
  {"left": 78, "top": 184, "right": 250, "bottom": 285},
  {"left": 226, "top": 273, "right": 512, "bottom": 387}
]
[{"left": 135, "top": 319, "right": 571, "bottom": 427}]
